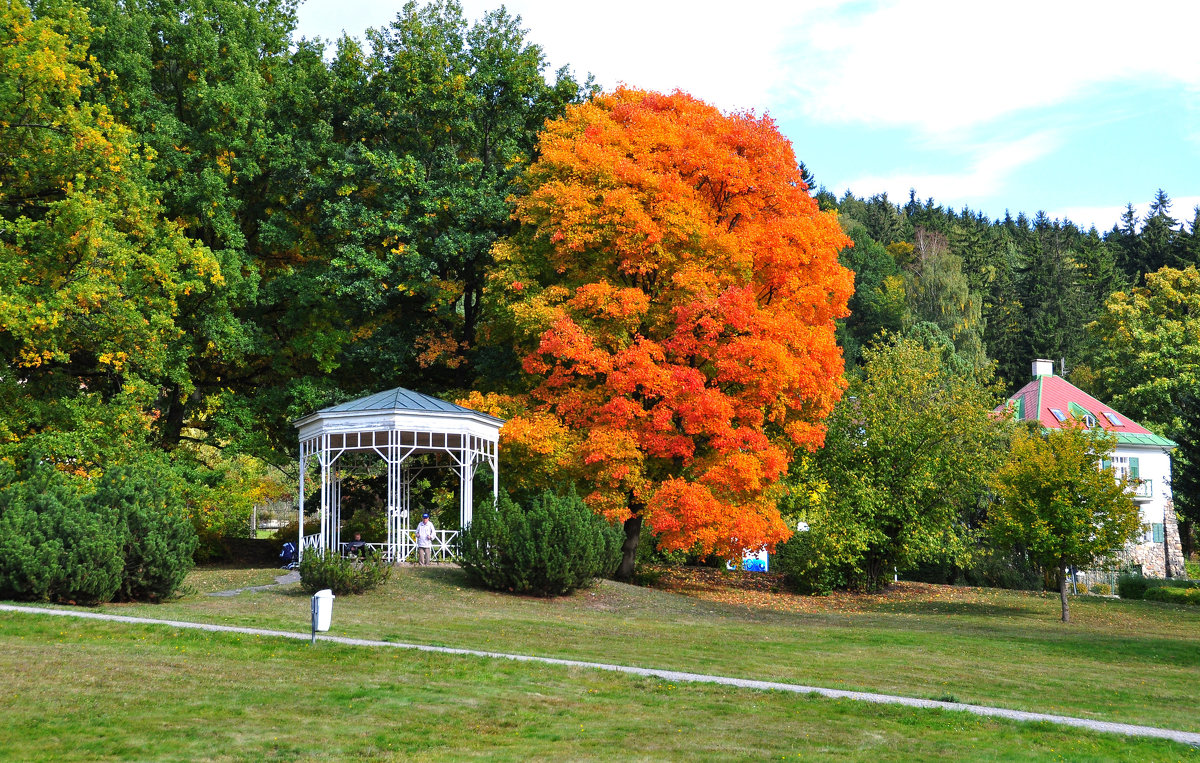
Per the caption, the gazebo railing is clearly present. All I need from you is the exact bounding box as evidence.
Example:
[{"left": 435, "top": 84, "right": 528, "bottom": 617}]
[{"left": 330, "top": 530, "right": 461, "bottom": 563}]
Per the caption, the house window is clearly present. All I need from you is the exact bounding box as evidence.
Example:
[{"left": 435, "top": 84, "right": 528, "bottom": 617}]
[
  {"left": 1104, "top": 411, "right": 1123, "bottom": 426},
  {"left": 1049, "top": 408, "right": 1067, "bottom": 422},
  {"left": 1108, "top": 455, "right": 1129, "bottom": 480},
  {"left": 1152, "top": 523, "right": 1165, "bottom": 544}
]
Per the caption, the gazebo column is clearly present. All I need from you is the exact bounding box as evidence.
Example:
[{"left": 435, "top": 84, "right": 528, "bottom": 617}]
[
  {"left": 492, "top": 440, "right": 499, "bottom": 506},
  {"left": 318, "top": 434, "right": 327, "bottom": 552},
  {"left": 385, "top": 432, "right": 396, "bottom": 562},
  {"left": 332, "top": 466, "right": 342, "bottom": 552},
  {"left": 401, "top": 462, "right": 413, "bottom": 561},
  {"left": 460, "top": 455, "right": 473, "bottom": 530},
  {"left": 297, "top": 439, "right": 307, "bottom": 562}
]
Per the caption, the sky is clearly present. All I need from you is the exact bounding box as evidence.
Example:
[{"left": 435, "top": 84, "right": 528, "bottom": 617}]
[{"left": 294, "top": 0, "right": 1200, "bottom": 233}]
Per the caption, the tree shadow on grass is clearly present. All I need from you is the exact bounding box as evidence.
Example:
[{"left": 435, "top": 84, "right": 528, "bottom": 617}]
[{"left": 874, "top": 600, "right": 1035, "bottom": 618}]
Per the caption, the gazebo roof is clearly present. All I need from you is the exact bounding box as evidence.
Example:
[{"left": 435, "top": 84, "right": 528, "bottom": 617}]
[
  {"left": 317, "top": 387, "right": 486, "bottom": 417},
  {"left": 293, "top": 386, "right": 503, "bottom": 445}
]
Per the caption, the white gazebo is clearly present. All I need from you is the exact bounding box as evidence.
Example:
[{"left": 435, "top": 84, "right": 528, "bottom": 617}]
[{"left": 293, "top": 387, "right": 503, "bottom": 563}]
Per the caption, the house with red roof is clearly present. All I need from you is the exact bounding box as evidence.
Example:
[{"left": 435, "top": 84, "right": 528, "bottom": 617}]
[{"left": 1003, "top": 359, "right": 1186, "bottom": 578}]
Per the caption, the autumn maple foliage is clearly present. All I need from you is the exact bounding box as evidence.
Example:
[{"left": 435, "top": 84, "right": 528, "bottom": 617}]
[{"left": 490, "top": 88, "right": 854, "bottom": 577}]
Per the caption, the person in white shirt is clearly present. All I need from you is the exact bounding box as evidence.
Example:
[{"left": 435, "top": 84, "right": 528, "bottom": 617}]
[{"left": 416, "top": 513, "right": 435, "bottom": 565}]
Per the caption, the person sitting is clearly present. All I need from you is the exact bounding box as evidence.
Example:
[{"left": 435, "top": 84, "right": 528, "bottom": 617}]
[{"left": 344, "top": 532, "right": 367, "bottom": 557}]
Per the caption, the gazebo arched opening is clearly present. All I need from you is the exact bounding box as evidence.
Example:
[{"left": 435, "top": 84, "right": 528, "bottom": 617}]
[{"left": 293, "top": 388, "right": 503, "bottom": 563}]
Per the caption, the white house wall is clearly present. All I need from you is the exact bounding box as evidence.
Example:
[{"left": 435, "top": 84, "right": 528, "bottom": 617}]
[{"left": 1114, "top": 444, "right": 1171, "bottom": 528}]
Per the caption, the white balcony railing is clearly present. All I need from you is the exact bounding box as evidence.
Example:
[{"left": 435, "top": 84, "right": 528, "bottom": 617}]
[{"left": 1128, "top": 479, "right": 1153, "bottom": 500}]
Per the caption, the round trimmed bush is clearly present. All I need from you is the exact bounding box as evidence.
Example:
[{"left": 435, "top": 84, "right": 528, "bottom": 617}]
[{"left": 459, "top": 488, "right": 621, "bottom": 596}]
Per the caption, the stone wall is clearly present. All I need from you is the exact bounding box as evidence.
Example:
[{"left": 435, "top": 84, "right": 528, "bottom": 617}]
[
  {"left": 1125, "top": 540, "right": 1167, "bottom": 578},
  {"left": 1164, "top": 500, "right": 1187, "bottom": 578},
  {"left": 1118, "top": 500, "right": 1187, "bottom": 578}
]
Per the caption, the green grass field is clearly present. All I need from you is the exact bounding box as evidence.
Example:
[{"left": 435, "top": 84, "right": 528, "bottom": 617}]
[
  {"left": 3, "top": 565, "right": 1199, "bottom": 760},
  {"left": 1, "top": 613, "right": 1195, "bottom": 762}
]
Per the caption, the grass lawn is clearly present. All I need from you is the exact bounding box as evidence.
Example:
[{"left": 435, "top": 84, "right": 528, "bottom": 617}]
[
  {"left": 1, "top": 611, "right": 1196, "bottom": 761},
  {"left": 15, "top": 564, "right": 1196, "bottom": 738}
]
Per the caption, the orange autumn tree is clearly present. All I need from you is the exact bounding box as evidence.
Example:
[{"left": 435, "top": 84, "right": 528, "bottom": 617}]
[{"left": 491, "top": 88, "right": 853, "bottom": 579}]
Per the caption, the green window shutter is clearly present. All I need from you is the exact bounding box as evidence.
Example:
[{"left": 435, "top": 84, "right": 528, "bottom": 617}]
[
  {"left": 1015, "top": 396, "right": 1024, "bottom": 420},
  {"left": 1129, "top": 457, "right": 1140, "bottom": 481},
  {"left": 1101, "top": 458, "right": 1112, "bottom": 470},
  {"left": 1152, "top": 523, "right": 1164, "bottom": 543}
]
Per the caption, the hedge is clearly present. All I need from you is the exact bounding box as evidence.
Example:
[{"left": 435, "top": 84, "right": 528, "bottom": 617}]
[
  {"left": 1144, "top": 586, "right": 1200, "bottom": 605},
  {"left": 1117, "top": 573, "right": 1200, "bottom": 600}
]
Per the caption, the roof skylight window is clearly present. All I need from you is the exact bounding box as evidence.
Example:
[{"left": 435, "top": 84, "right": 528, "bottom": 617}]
[
  {"left": 1104, "top": 411, "right": 1123, "bottom": 426},
  {"left": 1049, "top": 408, "right": 1067, "bottom": 422}
]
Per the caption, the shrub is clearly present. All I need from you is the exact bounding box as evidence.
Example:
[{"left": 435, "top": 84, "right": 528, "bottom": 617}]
[
  {"left": 773, "top": 525, "right": 858, "bottom": 595},
  {"left": 0, "top": 460, "right": 197, "bottom": 604},
  {"left": 0, "top": 464, "right": 124, "bottom": 604},
  {"left": 89, "top": 464, "right": 197, "bottom": 602},
  {"left": 459, "top": 488, "right": 622, "bottom": 596},
  {"left": 1144, "top": 586, "right": 1200, "bottom": 605},
  {"left": 1074, "top": 583, "right": 1089, "bottom": 595},
  {"left": 299, "top": 548, "right": 391, "bottom": 595},
  {"left": 269, "top": 518, "right": 320, "bottom": 553},
  {"left": 1091, "top": 582, "right": 1112, "bottom": 596},
  {"left": 1118, "top": 574, "right": 1200, "bottom": 600},
  {"left": 1118, "top": 573, "right": 1150, "bottom": 599},
  {"left": 341, "top": 510, "right": 387, "bottom": 544}
]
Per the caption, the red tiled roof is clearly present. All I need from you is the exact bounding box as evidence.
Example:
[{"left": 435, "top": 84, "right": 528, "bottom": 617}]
[{"left": 1002, "top": 375, "right": 1153, "bottom": 434}]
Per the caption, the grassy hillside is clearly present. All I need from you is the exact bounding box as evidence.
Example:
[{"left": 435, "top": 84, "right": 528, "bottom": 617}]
[
  {"left": 2, "top": 610, "right": 1196, "bottom": 762},
  {"left": 13, "top": 565, "right": 1198, "bottom": 735}
]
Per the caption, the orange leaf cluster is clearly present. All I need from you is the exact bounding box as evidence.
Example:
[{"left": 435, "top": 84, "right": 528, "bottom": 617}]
[{"left": 496, "top": 88, "right": 853, "bottom": 558}]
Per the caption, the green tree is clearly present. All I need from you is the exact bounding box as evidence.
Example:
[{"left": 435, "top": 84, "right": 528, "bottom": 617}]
[
  {"left": 837, "top": 221, "right": 906, "bottom": 368},
  {"left": 1172, "top": 393, "right": 1200, "bottom": 559},
  {"left": 903, "top": 227, "right": 986, "bottom": 368},
  {"left": 1087, "top": 266, "right": 1200, "bottom": 554},
  {"left": 316, "top": 1, "right": 590, "bottom": 396},
  {"left": 1087, "top": 266, "right": 1200, "bottom": 434},
  {"left": 459, "top": 488, "right": 621, "bottom": 596},
  {"left": 0, "top": 0, "right": 218, "bottom": 467},
  {"left": 1110, "top": 203, "right": 1141, "bottom": 280},
  {"left": 791, "top": 335, "right": 1010, "bottom": 591},
  {"left": 1138, "top": 190, "right": 1180, "bottom": 276},
  {"left": 988, "top": 426, "right": 1141, "bottom": 622},
  {"left": 1020, "top": 217, "right": 1088, "bottom": 370}
]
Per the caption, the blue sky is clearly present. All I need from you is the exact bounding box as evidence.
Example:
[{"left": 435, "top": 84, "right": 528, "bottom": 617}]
[{"left": 294, "top": 0, "right": 1200, "bottom": 233}]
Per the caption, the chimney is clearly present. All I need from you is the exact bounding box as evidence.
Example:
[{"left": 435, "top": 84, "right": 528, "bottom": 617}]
[{"left": 1033, "top": 359, "right": 1055, "bottom": 378}]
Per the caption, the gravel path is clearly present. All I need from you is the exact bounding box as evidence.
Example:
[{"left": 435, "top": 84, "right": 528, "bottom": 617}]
[
  {"left": 2, "top": 603, "right": 1197, "bottom": 748},
  {"left": 207, "top": 570, "right": 300, "bottom": 597}
]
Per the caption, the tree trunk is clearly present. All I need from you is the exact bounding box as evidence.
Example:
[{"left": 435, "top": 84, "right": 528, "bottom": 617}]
[
  {"left": 1180, "top": 518, "right": 1194, "bottom": 562},
  {"left": 160, "top": 383, "right": 186, "bottom": 450},
  {"left": 614, "top": 514, "right": 642, "bottom": 582},
  {"left": 1059, "top": 563, "right": 1070, "bottom": 623}
]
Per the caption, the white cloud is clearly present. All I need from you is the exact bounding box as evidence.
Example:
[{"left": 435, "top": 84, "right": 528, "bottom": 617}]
[
  {"left": 782, "top": 0, "right": 1200, "bottom": 133},
  {"left": 297, "top": 0, "right": 811, "bottom": 113},
  {"left": 839, "top": 131, "right": 1060, "bottom": 205}
]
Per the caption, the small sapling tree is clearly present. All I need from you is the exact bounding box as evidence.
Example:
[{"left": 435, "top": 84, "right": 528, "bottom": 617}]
[{"left": 988, "top": 425, "right": 1142, "bottom": 623}]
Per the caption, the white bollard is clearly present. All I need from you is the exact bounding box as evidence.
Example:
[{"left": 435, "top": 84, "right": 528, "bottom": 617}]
[{"left": 311, "top": 589, "right": 334, "bottom": 645}]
